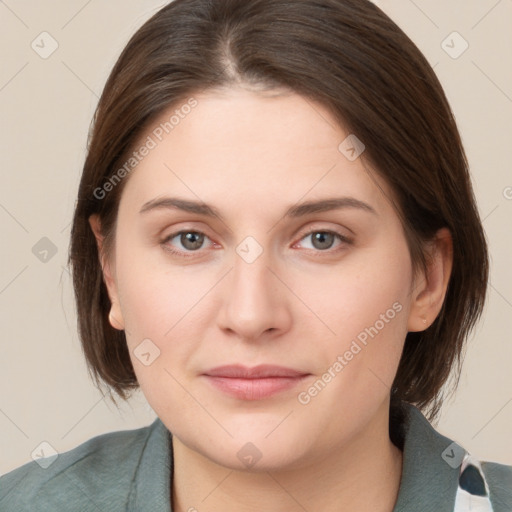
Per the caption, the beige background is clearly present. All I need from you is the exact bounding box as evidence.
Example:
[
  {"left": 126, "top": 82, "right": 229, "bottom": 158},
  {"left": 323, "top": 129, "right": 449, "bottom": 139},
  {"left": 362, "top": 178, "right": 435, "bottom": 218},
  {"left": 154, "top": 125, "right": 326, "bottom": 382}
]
[{"left": 0, "top": 0, "right": 511, "bottom": 476}]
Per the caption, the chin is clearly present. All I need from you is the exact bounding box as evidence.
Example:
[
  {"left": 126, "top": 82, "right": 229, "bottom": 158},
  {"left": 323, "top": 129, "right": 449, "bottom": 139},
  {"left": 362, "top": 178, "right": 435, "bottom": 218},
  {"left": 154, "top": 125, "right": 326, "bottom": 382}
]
[
  {"left": 206, "top": 442, "right": 308, "bottom": 473},
  {"left": 195, "top": 428, "right": 312, "bottom": 473}
]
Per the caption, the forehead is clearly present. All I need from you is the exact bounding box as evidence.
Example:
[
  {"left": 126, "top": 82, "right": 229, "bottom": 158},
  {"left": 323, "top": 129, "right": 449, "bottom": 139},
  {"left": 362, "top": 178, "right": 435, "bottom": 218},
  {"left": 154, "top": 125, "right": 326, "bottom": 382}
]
[{"left": 119, "top": 87, "right": 395, "bottom": 220}]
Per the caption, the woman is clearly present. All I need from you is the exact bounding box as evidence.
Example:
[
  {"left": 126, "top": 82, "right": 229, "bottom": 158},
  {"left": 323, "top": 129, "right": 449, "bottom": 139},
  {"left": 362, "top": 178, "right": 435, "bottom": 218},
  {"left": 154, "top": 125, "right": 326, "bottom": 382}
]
[{"left": 1, "top": 0, "right": 510, "bottom": 510}]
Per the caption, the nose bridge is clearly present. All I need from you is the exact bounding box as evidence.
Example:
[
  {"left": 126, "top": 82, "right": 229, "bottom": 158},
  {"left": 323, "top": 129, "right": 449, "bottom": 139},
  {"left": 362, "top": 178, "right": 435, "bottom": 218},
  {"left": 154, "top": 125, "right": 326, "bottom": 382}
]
[
  {"left": 231, "top": 240, "right": 275, "bottom": 308},
  {"left": 219, "top": 236, "right": 290, "bottom": 339},
  {"left": 235, "top": 247, "right": 269, "bottom": 288}
]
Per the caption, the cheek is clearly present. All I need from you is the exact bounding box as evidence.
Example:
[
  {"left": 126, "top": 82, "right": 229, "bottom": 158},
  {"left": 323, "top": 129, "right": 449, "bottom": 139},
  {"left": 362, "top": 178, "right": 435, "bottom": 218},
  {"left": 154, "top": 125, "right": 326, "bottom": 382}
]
[
  {"left": 116, "top": 264, "right": 200, "bottom": 419},
  {"left": 290, "top": 245, "right": 412, "bottom": 443},
  {"left": 302, "top": 233, "right": 413, "bottom": 378},
  {"left": 112, "top": 241, "right": 203, "bottom": 393},
  {"left": 114, "top": 235, "right": 200, "bottom": 338},
  {"left": 309, "top": 241, "right": 411, "bottom": 335}
]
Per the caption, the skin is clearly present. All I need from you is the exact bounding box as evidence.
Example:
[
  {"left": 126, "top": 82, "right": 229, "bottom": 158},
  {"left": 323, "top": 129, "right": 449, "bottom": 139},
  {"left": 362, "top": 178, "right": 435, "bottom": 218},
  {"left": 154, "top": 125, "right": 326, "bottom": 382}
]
[{"left": 90, "top": 86, "right": 452, "bottom": 512}]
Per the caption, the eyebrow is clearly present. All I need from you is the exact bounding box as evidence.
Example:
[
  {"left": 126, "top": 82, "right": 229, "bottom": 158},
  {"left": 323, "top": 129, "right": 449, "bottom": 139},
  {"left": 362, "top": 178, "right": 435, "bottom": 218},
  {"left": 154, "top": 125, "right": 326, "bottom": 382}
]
[{"left": 139, "top": 196, "right": 378, "bottom": 219}]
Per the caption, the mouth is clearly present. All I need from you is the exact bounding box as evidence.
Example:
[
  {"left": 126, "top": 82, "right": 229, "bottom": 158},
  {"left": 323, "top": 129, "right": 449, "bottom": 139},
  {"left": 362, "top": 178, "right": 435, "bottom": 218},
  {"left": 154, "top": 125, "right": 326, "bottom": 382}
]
[{"left": 202, "top": 364, "right": 311, "bottom": 400}]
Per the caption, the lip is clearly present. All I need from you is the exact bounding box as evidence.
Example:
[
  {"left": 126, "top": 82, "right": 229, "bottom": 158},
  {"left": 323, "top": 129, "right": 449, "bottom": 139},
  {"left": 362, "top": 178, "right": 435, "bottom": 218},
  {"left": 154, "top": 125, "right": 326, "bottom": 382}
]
[
  {"left": 202, "top": 365, "right": 311, "bottom": 400},
  {"left": 204, "top": 364, "right": 308, "bottom": 379}
]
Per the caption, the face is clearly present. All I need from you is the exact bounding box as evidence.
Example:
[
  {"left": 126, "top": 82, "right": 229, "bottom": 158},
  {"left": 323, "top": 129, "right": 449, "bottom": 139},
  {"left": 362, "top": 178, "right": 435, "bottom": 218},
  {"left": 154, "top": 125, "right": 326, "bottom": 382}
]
[{"left": 94, "top": 87, "right": 426, "bottom": 471}]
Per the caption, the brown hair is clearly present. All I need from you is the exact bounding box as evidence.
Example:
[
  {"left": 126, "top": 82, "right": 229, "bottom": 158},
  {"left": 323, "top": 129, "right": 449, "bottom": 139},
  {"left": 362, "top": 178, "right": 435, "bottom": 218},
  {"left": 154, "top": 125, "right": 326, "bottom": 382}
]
[{"left": 68, "top": 0, "right": 489, "bottom": 427}]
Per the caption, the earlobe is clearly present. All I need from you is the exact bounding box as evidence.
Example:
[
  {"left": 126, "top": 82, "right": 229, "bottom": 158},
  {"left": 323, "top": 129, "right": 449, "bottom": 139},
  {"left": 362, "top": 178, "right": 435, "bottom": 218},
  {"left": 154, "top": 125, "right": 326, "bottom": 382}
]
[
  {"left": 108, "top": 307, "right": 125, "bottom": 331},
  {"left": 407, "top": 228, "right": 453, "bottom": 332},
  {"left": 88, "top": 214, "right": 125, "bottom": 331}
]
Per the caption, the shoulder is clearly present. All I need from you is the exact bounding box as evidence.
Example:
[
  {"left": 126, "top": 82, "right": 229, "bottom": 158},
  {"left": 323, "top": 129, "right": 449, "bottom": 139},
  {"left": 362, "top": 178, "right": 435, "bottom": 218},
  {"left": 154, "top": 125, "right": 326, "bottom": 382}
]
[
  {"left": 394, "top": 403, "right": 512, "bottom": 511},
  {"left": 0, "top": 419, "right": 161, "bottom": 512},
  {"left": 480, "top": 460, "right": 512, "bottom": 511}
]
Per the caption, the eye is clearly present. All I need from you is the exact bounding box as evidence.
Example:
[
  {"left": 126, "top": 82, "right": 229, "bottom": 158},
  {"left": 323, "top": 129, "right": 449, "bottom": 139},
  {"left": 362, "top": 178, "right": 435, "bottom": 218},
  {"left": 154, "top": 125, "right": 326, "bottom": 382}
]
[
  {"left": 160, "top": 228, "right": 352, "bottom": 258},
  {"left": 161, "top": 230, "right": 214, "bottom": 255},
  {"left": 295, "top": 229, "right": 352, "bottom": 252}
]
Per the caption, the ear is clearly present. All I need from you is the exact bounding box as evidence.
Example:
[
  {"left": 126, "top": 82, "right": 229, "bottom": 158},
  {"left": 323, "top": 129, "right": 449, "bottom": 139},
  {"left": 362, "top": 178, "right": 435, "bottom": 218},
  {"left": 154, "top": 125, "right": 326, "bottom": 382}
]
[
  {"left": 88, "top": 214, "right": 125, "bottom": 331},
  {"left": 407, "top": 227, "right": 453, "bottom": 332}
]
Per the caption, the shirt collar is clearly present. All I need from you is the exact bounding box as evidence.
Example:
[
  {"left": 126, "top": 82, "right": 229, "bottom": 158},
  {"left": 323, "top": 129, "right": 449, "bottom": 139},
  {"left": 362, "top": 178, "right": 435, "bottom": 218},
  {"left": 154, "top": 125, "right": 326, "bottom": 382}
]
[
  {"left": 392, "top": 403, "right": 462, "bottom": 511},
  {"left": 128, "top": 417, "right": 173, "bottom": 512},
  {"left": 129, "top": 403, "right": 462, "bottom": 512}
]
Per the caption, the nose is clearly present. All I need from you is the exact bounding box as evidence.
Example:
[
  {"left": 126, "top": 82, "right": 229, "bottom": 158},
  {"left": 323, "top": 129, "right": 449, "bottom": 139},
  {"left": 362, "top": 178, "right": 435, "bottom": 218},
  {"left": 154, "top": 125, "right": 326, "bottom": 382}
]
[{"left": 217, "top": 247, "right": 292, "bottom": 342}]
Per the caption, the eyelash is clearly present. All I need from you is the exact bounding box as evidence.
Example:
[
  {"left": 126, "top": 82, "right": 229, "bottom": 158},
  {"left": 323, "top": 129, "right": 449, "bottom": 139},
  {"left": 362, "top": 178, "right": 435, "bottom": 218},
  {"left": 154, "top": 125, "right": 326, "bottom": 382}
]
[{"left": 160, "top": 228, "right": 353, "bottom": 258}]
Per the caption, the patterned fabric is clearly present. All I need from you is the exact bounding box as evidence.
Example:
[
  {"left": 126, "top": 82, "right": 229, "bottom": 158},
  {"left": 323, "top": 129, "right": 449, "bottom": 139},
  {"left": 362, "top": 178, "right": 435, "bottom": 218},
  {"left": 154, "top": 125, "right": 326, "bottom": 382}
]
[{"left": 454, "top": 453, "right": 494, "bottom": 511}]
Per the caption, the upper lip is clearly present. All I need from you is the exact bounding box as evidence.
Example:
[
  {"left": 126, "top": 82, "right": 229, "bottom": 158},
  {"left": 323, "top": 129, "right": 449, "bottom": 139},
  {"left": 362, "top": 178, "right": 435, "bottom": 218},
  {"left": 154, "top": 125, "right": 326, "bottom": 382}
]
[{"left": 203, "top": 364, "right": 309, "bottom": 379}]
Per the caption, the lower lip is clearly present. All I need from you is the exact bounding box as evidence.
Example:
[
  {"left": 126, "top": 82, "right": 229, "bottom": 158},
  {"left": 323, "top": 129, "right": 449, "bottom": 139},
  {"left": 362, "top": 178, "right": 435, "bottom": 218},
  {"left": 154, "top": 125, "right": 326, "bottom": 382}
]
[{"left": 203, "top": 375, "right": 309, "bottom": 400}]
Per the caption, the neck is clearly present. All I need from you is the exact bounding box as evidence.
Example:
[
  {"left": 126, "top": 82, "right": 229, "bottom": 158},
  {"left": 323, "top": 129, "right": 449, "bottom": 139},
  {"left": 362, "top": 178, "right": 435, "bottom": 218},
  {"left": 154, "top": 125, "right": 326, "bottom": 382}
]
[{"left": 171, "top": 403, "right": 403, "bottom": 512}]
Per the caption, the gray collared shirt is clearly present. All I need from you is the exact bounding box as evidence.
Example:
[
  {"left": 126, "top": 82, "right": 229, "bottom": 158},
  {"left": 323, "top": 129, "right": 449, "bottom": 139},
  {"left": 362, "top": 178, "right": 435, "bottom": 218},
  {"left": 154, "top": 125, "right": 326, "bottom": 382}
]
[{"left": 1, "top": 403, "right": 510, "bottom": 511}]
